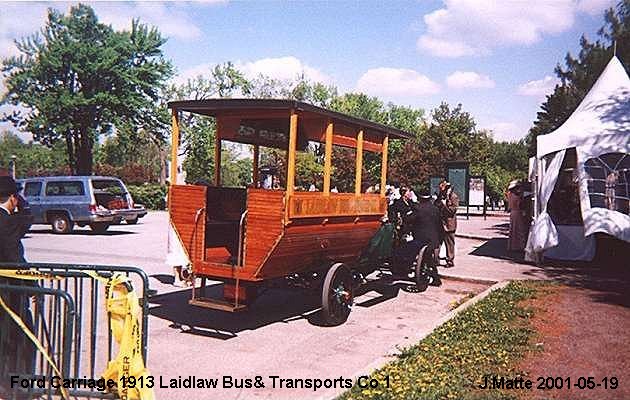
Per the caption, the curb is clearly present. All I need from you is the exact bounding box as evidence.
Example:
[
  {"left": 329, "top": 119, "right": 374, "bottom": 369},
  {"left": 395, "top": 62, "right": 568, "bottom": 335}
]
[
  {"left": 439, "top": 273, "right": 499, "bottom": 286},
  {"left": 328, "top": 279, "right": 509, "bottom": 399},
  {"left": 455, "top": 233, "right": 496, "bottom": 241}
]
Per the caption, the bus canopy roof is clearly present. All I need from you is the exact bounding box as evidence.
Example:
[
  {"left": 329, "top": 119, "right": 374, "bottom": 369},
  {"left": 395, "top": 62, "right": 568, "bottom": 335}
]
[{"left": 168, "top": 99, "right": 413, "bottom": 152}]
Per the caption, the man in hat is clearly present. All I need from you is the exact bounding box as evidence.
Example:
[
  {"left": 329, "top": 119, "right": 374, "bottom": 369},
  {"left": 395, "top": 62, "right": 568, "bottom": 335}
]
[
  {"left": 435, "top": 179, "right": 459, "bottom": 267},
  {"left": 0, "top": 176, "right": 36, "bottom": 382}
]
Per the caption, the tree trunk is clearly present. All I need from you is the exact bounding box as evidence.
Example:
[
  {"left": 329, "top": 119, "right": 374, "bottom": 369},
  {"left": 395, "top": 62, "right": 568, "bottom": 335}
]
[
  {"left": 75, "top": 127, "right": 93, "bottom": 175},
  {"left": 65, "top": 130, "right": 76, "bottom": 175}
]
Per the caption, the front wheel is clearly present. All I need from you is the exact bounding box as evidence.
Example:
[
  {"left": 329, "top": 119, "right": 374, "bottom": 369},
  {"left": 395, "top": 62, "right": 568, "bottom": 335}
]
[
  {"left": 414, "top": 245, "right": 432, "bottom": 292},
  {"left": 322, "top": 263, "right": 354, "bottom": 325},
  {"left": 90, "top": 222, "right": 110, "bottom": 233},
  {"left": 126, "top": 217, "right": 139, "bottom": 225}
]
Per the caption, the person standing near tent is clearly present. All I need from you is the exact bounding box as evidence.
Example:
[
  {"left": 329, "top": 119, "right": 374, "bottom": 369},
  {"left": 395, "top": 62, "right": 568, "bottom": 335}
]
[{"left": 507, "top": 180, "right": 527, "bottom": 251}]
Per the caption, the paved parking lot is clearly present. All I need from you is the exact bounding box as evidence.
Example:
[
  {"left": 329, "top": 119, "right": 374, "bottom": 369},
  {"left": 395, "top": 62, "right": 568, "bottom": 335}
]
[{"left": 23, "top": 212, "right": 491, "bottom": 399}]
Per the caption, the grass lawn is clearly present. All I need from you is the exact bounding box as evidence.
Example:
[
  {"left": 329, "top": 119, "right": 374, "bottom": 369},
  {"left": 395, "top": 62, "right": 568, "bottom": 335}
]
[{"left": 339, "top": 280, "right": 553, "bottom": 400}]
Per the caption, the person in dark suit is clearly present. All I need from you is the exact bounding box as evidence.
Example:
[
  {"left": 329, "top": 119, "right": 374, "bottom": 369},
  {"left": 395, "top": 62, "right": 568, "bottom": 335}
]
[
  {"left": 388, "top": 186, "right": 414, "bottom": 234},
  {"left": 0, "top": 176, "right": 22, "bottom": 262},
  {"left": 392, "top": 187, "right": 443, "bottom": 286},
  {"left": 411, "top": 189, "right": 444, "bottom": 261},
  {"left": 0, "top": 176, "right": 35, "bottom": 383},
  {"left": 409, "top": 188, "right": 443, "bottom": 285}
]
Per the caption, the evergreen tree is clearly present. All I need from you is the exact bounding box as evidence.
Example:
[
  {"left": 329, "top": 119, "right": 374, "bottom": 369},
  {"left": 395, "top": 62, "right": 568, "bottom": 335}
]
[{"left": 1, "top": 4, "right": 173, "bottom": 174}]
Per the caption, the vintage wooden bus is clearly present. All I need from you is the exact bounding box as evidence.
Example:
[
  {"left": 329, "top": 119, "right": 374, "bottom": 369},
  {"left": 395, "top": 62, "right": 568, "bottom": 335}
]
[{"left": 167, "top": 99, "right": 428, "bottom": 324}]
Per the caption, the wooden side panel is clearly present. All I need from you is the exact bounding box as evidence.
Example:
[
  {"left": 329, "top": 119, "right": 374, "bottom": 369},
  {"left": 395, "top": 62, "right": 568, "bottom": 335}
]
[
  {"left": 169, "top": 185, "right": 207, "bottom": 264},
  {"left": 255, "top": 217, "right": 382, "bottom": 279},
  {"left": 289, "top": 193, "right": 386, "bottom": 219},
  {"left": 243, "top": 189, "right": 285, "bottom": 274}
]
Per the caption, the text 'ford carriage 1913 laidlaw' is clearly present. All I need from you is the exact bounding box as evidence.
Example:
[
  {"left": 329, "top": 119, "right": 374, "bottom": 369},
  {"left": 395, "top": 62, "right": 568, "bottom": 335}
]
[{"left": 167, "top": 99, "right": 435, "bottom": 325}]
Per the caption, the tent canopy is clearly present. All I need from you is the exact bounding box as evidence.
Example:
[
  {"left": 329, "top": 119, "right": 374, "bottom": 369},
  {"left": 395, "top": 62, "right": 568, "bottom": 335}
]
[
  {"left": 537, "top": 56, "right": 630, "bottom": 158},
  {"left": 527, "top": 56, "right": 630, "bottom": 261}
]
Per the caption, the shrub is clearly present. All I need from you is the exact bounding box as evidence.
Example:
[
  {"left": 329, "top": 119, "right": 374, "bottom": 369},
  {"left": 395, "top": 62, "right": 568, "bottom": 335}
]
[
  {"left": 94, "top": 163, "right": 157, "bottom": 184},
  {"left": 127, "top": 184, "right": 167, "bottom": 210}
]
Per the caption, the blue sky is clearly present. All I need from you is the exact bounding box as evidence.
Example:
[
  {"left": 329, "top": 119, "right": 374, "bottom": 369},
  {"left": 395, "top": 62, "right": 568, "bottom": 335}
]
[{"left": 0, "top": 0, "right": 618, "bottom": 141}]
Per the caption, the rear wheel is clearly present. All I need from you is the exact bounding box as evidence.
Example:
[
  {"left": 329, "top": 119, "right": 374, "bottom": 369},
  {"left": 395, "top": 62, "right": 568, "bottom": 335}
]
[
  {"left": 126, "top": 217, "right": 139, "bottom": 225},
  {"left": 50, "top": 214, "right": 72, "bottom": 234},
  {"left": 90, "top": 222, "right": 110, "bottom": 233},
  {"left": 322, "top": 263, "right": 354, "bottom": 325}
]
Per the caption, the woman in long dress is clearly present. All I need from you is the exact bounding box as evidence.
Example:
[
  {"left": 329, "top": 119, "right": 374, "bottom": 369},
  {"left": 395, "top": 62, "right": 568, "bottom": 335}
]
[{"left": 507, "top": 181, "right": 526, "bottom": 251}]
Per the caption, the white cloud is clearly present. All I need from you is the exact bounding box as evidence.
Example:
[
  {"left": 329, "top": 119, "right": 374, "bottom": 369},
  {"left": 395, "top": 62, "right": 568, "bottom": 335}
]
[
  {"left": 237, "top": 56, "right": 332, "bottom": 84},
  {"left": 417, "top": 36, "right": 477, "bottom": 58},
  {"left": 485, "top": 122, "right": 526, "bottom": 142},
  {"left": 0, "top": 3, "right": 50, "bottom": 58},
  {"left": 417, "top": 0, "right": 613, "bottom": 58},
  {"left": 577, "top": 0, "right": 616, "bottom": 15},
  {"left": 0, "top": 2, "right": 213, "bottom": 59},
  {"left": 356, "top": 67, "right": 440, "bottom": 97},
  {"left": 172, "top": 63, "right": 215, "bottom": 85},
  {"left": 173, "top": 56, "right": 332, "bottom": 92},
  {"left": 446, "top": 71, "right": 495, "bottom": 89},
  {"left": 517, "top": 75, "right": 559, "bottom": 97},
  {"left": 92, "top": 2, "right": 207, "bottom": 41}
]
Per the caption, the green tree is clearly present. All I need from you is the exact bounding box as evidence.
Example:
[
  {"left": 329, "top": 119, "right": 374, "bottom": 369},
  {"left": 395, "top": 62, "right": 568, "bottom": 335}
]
[
  {"left": 0, "top": 132, "right": 68, "bottom": 177},
  {"left": 1, "top": 4, "right": 173, "bottom": 174},
  {"left": 165, "top": 63, "right": 252, "bottom": 185}
]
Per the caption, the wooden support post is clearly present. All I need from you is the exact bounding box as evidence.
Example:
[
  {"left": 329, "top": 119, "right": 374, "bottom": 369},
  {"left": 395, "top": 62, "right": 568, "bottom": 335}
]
[
  {"left": 170, "top": 109, "right": 180, "bottom": 186},
  {"left": 286, "top": 111, "right": 298, "bottom": 196},
  {"left": 323, "top": 120, "right": 333, "bottom": 195},
  {"left": 355, "top": 129, "right": 364, "bottom": 196},
  {"left": 215, "top": 118, "right": 222, "bottom": 186},
  {"left": 380, "top": 134, "right": 389, "bottom": 197},
  {"left": 252, "top": 144, "right": 260, "bottom": 188}
]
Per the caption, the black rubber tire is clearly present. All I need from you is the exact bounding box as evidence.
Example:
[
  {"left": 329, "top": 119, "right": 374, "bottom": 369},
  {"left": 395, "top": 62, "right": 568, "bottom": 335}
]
[
  {"left": 90, "top": 222, "right": 110, "bottom": 233},
  {"left": 322, "top": 263, "right": 354, "bottom": 325},
  {"left": 126, "top": 217, "right": 139, "bottom": 225},
  {"left": 50, "top": 213, "right": 72, "bottom": 234},
  {"left": 414, "top": 245, "right": 431, "bottom": 292}
]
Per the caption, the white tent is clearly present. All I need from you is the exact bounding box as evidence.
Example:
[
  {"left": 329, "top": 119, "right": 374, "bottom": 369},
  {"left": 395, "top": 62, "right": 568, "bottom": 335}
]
[{"left": 526, "top": 56, "right": 630, "bottom": 262}]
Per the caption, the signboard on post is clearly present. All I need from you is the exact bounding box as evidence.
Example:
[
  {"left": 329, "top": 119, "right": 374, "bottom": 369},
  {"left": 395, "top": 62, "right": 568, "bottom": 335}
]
[
  {"left": 430, "top": 176, "right": 443, "bottom": 198},
  {"left": 445, "top": 161, "right": 470, "bottom": 218},
  {"left": 469, "top": 175, "right": 487, "bottom": 219},
  {"left": 469, "top": 176, "right": 485, "bottom": 206}
]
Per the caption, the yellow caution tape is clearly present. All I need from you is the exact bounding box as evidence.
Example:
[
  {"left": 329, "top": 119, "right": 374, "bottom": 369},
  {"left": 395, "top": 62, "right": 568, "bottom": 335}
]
[
  {"left": 0, "top": 269, "right": 154, "bottom": 400},
  {"left": 0, "top": 269, "right": 63, "bottom": 280},
  {"left": 97, "top": 273, "right": 154, "bottom": 400},
  {"left": 0, "top": 294, "right": 70, "bottom": 400}
]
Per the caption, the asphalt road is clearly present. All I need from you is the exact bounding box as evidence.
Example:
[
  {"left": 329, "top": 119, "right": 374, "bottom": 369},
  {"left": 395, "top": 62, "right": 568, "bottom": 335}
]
[{"left": 22, "top": 211, "right": 489, "bottom": 400}]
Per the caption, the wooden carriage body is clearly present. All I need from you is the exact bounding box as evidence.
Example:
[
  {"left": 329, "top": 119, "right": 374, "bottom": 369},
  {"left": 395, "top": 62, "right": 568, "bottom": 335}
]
[{"left": 167, "top": 100, "right": 412, "bottom": 311}]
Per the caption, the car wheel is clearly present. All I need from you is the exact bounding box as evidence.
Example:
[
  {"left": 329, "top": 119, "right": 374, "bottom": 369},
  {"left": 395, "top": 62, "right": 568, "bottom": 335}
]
[
  {"left": 90, "top": 223, "right": 110, "bottom": 233},
  {"left": 126, "top": 217, "right": 139, "bottom": 225},
  {"left": 51, "top": 214, "right": 72, "bottom": 234}
]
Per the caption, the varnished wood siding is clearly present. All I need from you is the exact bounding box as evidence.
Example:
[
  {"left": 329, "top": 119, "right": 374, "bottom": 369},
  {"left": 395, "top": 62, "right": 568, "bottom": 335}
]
[
  {"left": 289, "top": 192, "right": 386, "bottom": 219},
  {"left": 254, "top": 217, "right": 382, "bottom": 279},
  {"left": 173, "top": 186, "right": 386, "bottom": 282},
  {"left": 169, "top": 185, "right": 207, "bottom": 265},
  {"left": 243, "top": 189, "right": 286, "bottom": 276}
]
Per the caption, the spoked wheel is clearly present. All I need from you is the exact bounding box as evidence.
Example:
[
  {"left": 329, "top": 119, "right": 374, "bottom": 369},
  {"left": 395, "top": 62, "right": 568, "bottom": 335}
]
[
  {"left": 322, "top": 263, "right": 354, "bottom": 326},
  {"left": 414, "top": 245, "right": 432, "bottom": 292}
]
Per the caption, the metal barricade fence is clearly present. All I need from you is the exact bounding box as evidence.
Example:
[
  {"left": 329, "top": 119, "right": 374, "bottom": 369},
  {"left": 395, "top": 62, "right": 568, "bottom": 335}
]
[{"left": 0, "top": 263, "right": 150, "bottom": 400}]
